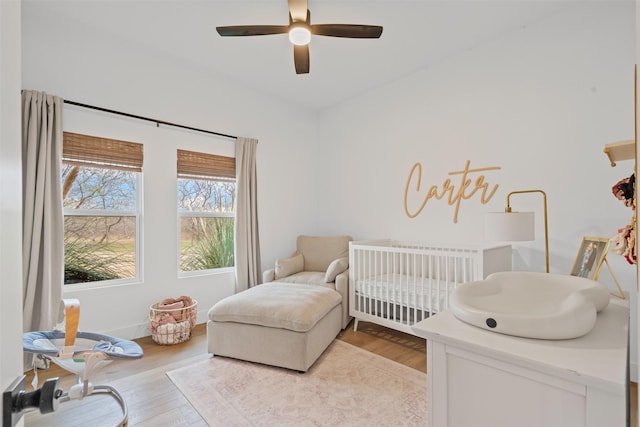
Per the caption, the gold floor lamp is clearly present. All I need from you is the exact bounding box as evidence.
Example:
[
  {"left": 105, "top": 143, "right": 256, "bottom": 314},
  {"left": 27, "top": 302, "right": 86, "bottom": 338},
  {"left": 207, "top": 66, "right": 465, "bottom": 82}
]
[{"left": 485, "top": 189, "right": 549, "bottom": 273}]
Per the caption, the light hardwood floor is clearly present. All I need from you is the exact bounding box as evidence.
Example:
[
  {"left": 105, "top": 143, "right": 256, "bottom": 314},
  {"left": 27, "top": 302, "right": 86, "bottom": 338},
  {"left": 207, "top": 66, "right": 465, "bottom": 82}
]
[{"left": 22, "top": 320, "right": 636, "bottom": 426}]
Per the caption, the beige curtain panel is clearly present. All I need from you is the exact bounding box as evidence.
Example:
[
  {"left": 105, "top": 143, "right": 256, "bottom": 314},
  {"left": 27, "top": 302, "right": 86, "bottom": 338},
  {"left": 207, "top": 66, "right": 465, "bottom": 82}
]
[
  {"left": 21, "top": 90, "right": 64, "bottom": 341},
  {"left": 234, "top": 137, "right": 261, "bottom": 291}
]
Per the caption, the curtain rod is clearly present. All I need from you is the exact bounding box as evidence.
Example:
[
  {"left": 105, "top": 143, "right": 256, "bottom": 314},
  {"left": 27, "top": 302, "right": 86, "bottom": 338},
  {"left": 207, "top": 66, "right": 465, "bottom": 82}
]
[{"left": 63, "top": 99, "right": 238, "bottom": 141}]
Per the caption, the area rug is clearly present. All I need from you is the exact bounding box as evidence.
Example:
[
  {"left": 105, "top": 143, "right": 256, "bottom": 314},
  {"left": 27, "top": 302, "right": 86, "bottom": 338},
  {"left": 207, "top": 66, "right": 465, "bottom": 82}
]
[{"left": 166, "top": 340, "right": 427, "bottom": 426}]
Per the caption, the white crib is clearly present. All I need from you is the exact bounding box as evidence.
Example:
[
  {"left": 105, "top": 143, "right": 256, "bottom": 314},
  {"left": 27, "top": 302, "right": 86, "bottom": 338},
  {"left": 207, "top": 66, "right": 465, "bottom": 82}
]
[{"left": 349, "top": 240, "right": 512, "bottom": 335}]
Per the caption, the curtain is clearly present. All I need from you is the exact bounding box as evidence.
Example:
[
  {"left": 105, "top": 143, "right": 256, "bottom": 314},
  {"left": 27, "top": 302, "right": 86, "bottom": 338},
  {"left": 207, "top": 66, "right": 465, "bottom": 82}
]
[
  {"left": 22, "top": 90, "right": 64, "bottom": 335},
  {"left": 234, "top": 137, "right": 261, "bottom": 291}
]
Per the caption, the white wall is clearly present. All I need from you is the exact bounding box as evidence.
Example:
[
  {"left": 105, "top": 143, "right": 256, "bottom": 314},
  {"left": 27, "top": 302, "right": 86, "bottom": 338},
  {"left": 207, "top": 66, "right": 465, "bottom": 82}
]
[
  {"left": 21, "top": 2, "right": 321, "bottom": 338},
  {"left": 1, "top": 0, "right": 25, "bottom": 424},
  {"left": 318, "top": 2, "right": 639, "bottom": 373}
]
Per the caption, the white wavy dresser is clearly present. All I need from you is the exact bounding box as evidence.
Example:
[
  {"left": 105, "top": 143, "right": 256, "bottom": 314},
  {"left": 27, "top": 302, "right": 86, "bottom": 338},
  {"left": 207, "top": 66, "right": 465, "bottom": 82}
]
[{"left": 412, "top": 297, "right": 629, "bottom": 427}]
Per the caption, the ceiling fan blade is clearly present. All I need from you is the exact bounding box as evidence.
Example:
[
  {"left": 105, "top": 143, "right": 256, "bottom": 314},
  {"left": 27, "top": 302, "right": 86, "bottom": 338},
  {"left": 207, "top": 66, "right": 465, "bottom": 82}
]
[
  {"left": 288, "top": 0, "right": 308, "bottom": 22},
  {"left": 216, "top": 25, "right": 290, "bottom": 37},
  {"left": 312, "top": 24, "right": 383, "bottom": 39},
  {"left": 293, "top": 44, "right": 310, "bottom": 74}
]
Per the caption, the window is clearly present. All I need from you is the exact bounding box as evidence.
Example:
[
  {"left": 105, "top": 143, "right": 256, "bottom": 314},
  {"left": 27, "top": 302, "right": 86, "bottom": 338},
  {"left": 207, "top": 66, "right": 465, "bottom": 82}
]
[
  {"left": 177, "top": 149, "right": 236, "bottom": 272},
  {"left": 62, "top": 132, "right": 142, "bottom": 285}
]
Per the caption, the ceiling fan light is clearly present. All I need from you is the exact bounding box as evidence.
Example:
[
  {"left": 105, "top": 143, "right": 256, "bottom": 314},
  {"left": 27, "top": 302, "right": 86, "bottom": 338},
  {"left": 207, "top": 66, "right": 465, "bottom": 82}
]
[{"left": 289, "top": 26, "right": 311, "bottom": 46}]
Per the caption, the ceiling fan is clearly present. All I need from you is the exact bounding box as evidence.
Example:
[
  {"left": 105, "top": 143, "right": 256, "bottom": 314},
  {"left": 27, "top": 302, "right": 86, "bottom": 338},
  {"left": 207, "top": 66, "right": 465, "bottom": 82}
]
[{"left": 216, "top": 0, "right": 383, "bottom": 74}]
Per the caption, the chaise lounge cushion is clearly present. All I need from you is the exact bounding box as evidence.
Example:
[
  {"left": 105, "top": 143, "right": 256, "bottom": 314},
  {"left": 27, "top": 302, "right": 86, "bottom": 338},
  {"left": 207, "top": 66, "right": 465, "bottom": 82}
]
[
  {"left": 275, "top": 272, "right": 332, "bottom": 287},
  {"left": 275, "top": 253, "right": 304, "bottom": 279},
  {"left": 325, "top": 257, "right": 349, "bottom": 282},
  {"left": 208, "top": 282, "right": 342, "bottom": 332}
]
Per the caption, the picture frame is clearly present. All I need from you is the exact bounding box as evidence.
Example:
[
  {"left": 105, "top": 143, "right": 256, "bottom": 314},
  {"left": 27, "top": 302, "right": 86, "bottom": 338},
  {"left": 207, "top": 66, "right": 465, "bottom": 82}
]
[{"left": 569, "top": 236, "right": 610, "bottom": 281}]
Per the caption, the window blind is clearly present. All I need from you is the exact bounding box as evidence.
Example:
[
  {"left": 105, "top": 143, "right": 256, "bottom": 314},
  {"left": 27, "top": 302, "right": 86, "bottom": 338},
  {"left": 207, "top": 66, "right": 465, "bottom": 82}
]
[
  {"left": 62, "top": 132, "right": 143, "bottom": 172},
  {"left": 177, "top": 149, "right": 235, "bottom": 180}
]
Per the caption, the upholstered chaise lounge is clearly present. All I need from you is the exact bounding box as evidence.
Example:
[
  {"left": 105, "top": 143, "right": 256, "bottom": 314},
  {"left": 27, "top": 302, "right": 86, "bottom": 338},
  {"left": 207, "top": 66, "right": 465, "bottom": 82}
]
[
  {"left": 207, "top": 235, "right": 352, "bottom": 372},
  {"left": 263, "top": 235, "right": 352, "bottom": 330}
]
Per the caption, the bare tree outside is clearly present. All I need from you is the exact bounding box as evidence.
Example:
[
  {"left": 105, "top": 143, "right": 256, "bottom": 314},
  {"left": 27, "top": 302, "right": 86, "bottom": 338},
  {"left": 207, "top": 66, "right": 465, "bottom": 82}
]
[
  {"left": 62, "top": 163, "right": 138, "bottom": 284},
  {"left": 178, "top": 177, "right": 236, "bottom": 271},
  {"left": 62, "top": 162, "right": 236, "bottom": 282}
]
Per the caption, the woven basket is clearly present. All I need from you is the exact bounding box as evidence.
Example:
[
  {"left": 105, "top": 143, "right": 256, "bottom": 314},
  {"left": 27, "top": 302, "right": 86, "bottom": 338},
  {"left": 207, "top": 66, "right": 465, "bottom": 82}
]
[{"left": 149, "top": 299, "right": 197, "bottom": 345}]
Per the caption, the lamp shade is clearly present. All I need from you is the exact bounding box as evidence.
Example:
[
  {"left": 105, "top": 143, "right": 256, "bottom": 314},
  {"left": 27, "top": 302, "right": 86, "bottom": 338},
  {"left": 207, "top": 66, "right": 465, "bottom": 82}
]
[{"left": 485, "top": 211, "right": 535, "bottom": 241}]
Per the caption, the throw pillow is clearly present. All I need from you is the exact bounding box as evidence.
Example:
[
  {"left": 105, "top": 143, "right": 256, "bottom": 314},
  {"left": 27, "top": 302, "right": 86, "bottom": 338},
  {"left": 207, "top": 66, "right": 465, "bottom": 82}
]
[
  {"left": 275, "top": 253, "right": 304, "bottom": 279},
  {"left": 325, "top": 257, "right": 349, "bottom": 282}
]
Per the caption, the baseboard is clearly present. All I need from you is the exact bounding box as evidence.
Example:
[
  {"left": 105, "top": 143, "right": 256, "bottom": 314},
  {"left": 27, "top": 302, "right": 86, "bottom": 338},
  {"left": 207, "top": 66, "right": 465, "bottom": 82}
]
[{"left": 631, "top": 362, "right": 638, "bottom": 383}]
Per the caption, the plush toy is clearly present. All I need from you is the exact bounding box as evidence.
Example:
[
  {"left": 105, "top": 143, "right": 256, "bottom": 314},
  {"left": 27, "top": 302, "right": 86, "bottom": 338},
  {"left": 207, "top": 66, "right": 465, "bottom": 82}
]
[
  {"left": 612, "top": 173, "right": 635, "bottom": 208},
  {"left": 612, "top": 222, "right": 637, "bottom": 265}
]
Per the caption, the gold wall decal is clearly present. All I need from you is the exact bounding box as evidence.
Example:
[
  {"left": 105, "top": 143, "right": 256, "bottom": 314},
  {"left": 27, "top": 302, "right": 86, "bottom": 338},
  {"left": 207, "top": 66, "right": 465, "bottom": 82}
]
[{"left": 404, "top": 160, "right": 501, "bottom": 223}]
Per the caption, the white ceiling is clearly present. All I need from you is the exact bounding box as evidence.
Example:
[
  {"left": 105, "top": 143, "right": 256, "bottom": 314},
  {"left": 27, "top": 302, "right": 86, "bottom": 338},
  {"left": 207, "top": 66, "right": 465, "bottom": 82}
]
[{"left": 25, "top": 0, "right": 576, "bottom": 111}]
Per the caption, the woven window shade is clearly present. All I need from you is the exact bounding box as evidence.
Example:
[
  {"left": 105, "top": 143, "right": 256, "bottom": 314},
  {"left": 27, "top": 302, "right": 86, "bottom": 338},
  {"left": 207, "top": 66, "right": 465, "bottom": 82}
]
[
  {"left": 63, "top": 132, "right": 143, "bottom": 172},
  {"left": 177, "top": 149, "right": 235, "bottom": 180}
]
